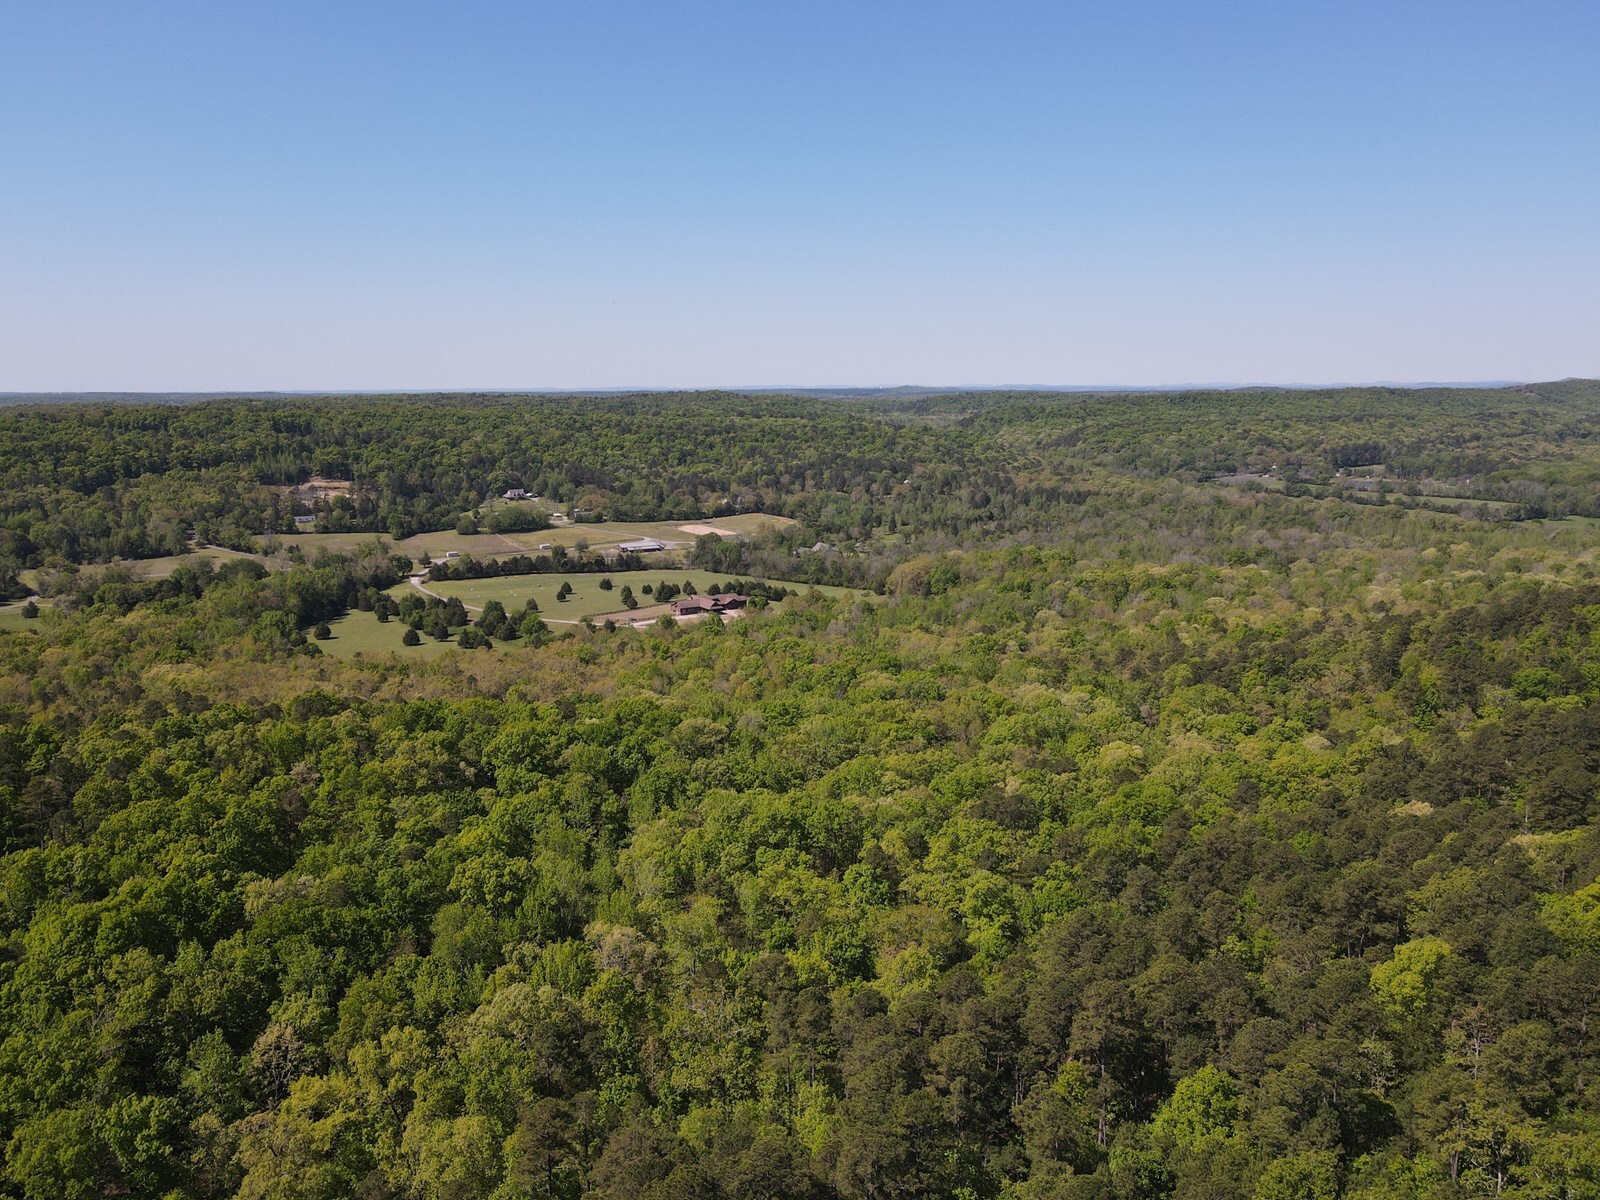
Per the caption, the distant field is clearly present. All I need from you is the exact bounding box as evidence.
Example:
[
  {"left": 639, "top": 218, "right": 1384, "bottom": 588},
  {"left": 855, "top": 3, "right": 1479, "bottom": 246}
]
[
  {"left": 261, "top": 531, "right": 406, "bottom": 557},
  {"left": 16, "top": 546, "right": 270, "bottom": 585},
  {"left": 0, "top": 604, "right": 45, "bottom": 634},
  {"left": 126, "top": 546, "right": 269, "bottom": 578},
  {"left": 314, "top": 609, "right": 460, "bottom": 659},
  {"left": 423, "top": 569, "right": 860, "bottom": 621},
  {"left": 673, "top": 512, "right": 795, "bottom": 536},
  {"left": 271, "top": 511, "right": 796, "bottom": 565}
]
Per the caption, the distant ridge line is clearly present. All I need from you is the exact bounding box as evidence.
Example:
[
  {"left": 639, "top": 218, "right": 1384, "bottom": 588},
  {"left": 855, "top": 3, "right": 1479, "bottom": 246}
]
[{"left": 4, "top": 378, "right": 1594, "bottom": 406}]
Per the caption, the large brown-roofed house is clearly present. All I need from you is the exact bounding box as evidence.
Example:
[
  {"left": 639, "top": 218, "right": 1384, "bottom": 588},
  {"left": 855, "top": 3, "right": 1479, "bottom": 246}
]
[{"left": 670, "top": 593, "right": 748, "bottom": 618}]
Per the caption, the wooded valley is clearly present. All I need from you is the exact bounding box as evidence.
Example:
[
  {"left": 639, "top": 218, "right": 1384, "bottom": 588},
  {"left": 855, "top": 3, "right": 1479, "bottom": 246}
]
[{"left": 2, "top": 385, "right": 1599, "bottom": 1198}]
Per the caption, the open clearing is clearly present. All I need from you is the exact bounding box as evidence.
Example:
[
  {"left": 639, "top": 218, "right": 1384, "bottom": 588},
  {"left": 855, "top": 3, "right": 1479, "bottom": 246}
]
[
  {"left": 128, "top": 546, "right": 269, "bottom": 578},
  {"left": 315, "top": 609, "right": 461, "bottom": 659},
  {"left": 0, "top": 604, "right": 46, "bottom": 634},
  {"left": 319, "top": 567, "right": 858, "bottom": 657},
  {"left": 422, "top": 569, "right": 861, "bottom": 621},
  {"left": 31, "top": 546, "right": 273, "bottom": 583},
  {"left": 271, "top": 511, "right": 795, "bottom": 564}
]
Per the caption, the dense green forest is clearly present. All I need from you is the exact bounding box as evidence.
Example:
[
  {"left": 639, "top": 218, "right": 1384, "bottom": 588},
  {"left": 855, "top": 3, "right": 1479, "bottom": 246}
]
[
  {"left": 2, "top": 387, "right": 1600, "bottom": 1199},
  {"left": 5, "top": 381, "right": 1600, "bottom": 581}
]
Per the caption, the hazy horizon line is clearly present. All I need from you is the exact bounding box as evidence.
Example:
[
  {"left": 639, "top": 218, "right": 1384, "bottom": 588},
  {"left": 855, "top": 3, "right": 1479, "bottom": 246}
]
[{"left": 5, "top": 377, "right": 1587, "bottom": 399}]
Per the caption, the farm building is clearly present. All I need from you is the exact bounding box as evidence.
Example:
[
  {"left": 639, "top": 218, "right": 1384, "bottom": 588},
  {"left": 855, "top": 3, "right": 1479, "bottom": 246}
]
[
  {"left": 502, "top": 488, "right": 530, "bottom": 501},
  {"left": 618, "top": 537, "right": 667, "bottom": 552}
]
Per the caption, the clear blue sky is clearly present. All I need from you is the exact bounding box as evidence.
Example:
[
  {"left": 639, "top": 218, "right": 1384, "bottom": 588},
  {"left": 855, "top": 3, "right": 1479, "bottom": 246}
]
[{"left": 2, "top": 1, "right": 1596, "bottom": 390}]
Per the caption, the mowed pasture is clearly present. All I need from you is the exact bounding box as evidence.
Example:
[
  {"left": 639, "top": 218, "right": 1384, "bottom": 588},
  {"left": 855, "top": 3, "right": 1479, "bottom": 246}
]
[
  {"left": 133, "top": 546, "right": 270, "bottom": 576},
  {"left": 315, "top": 608, "right": 460, "bottom": 659},
  {"left": 270, "top": 511, "right": 796, "bottom": 564},
  {"left": 421, "top": 570, "right": 861, "bottom": 620},
  {"left": 0, "top": 602, "right": 46, "bottom": 634},
  {"left": 318, "top": 569, "right": 860, "bottom": 657},
  {"left": 19, "top": 546, "right": 272, "bottom": 586}
]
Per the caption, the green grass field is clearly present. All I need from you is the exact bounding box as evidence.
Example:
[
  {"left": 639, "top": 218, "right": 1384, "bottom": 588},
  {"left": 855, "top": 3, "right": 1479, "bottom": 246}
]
[
  {"left": 125, "top": 546, "right": 270, "bottom": 579},
  {"left": 314, "top": 608, "right": 461, "bottom": 659},
  {"left": 271, "top": 511, "right": 795, "bottom": 564},
  {"left": 16, "top": 546, "right": 269, "bottom": 587},
  {"left": 0, "top": 605, "right": 44, "bottom": 634},
  {"left": 421, "top": 570, "right": 860, "bottom": 621}
]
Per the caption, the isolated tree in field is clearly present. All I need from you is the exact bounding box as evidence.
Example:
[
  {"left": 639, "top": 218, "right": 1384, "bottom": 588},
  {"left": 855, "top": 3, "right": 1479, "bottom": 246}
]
[
  {"left": 314, "top": 622, "right": 332, "bottom": 640},
  {"left": 620, "top": 586, "right": 637, "bottom": 610},
  {"left": 402, "top": 628, "right": 421, "bottom": 646}
]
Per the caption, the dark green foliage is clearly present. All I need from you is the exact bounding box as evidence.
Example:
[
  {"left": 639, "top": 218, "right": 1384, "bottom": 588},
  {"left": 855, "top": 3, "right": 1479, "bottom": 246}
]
[
  {"left": 426, "top": 547, "right": 641, "bottom": 583},
  {"left": 485, "top": 505, "right": 550, "bottom": 535}
]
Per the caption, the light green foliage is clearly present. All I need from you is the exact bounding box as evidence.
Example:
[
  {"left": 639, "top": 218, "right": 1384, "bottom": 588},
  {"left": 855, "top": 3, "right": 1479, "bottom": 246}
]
[
  {"left": 1371, "top": 937, "right": 1454, "bottom": 1016},
  {"left": 234, "top": 1075, "right": 374, "bottom": 1200},
  {"left": 1540, "top": 878, "right": 1600, "bottom": 955},
  {"left": 1253, "top": 1150, "right": 1339, "bottom": 1200},
  {"left": 4, "top": 1107, "right": 102, "bottom": 1200},
  {"left": 2, "top": 387, "right": 1600, "bottom": 1199},
  {"left": 1152, "top": 1065, "right": 1240, "bottom": 1150}
]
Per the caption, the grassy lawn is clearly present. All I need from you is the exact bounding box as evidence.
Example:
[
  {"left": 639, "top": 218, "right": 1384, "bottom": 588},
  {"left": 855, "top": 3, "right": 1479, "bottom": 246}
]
[
  {"left": 314, "top": 608, "right": 461, "bottom": 659},
  {"left": 16, "top": 547, "right": 270, "bottom": 584},
  {"left": 0, "top": 604, "right": 46, "bottom": 634},
  {"left": 264, "top": 531, "right": 422, "bottom": 558},
  {"left": 123, "top": 546, "right": 270, "bottom": 579},
  {"left": 676, "top": 512, "right": 796, "bottom": 536},
  {"left": 423, "top": 570, "right": 860, "bottom": 621},
  {"left": 269, "top": 512, "right": 796, "bottom": 565}
]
